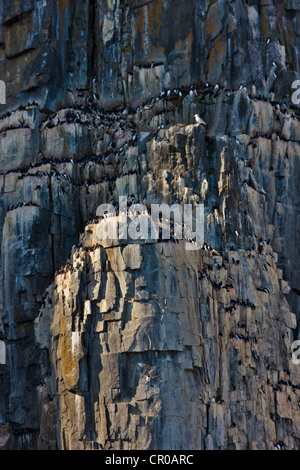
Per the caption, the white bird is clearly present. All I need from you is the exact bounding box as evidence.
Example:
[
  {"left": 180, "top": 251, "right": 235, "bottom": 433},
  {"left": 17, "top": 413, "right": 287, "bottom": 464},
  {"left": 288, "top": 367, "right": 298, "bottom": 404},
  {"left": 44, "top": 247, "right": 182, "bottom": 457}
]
[
  {"left": 194, "top": 114, "right": 206, "bottom": 126},
  {"left": 200, "top": 178, "right": 209, "bottom": 200}
]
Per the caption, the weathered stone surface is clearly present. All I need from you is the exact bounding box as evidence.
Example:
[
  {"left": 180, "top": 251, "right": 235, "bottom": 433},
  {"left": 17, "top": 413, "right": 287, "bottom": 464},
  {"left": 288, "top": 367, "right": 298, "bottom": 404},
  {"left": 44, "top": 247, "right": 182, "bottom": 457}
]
[
  {"left": 34, "top": 227, "right": 300, "bottom": 450},
  {"left": 0, "top": 0, "right": 300, "bottom": 451}
]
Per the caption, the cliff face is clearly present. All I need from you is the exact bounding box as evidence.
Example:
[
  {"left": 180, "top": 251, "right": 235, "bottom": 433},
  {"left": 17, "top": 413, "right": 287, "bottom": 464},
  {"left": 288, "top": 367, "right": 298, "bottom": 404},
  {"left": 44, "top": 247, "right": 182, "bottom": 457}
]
[{"left": 0, "top": 0, "right": 300, "bottom": 450}]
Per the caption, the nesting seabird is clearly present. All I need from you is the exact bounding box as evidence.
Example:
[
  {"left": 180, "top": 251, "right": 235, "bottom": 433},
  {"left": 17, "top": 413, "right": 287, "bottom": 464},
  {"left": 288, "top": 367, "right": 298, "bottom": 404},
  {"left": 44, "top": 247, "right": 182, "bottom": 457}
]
[{"left": 194, "top": 114, "right": 206, "bottom": 126}]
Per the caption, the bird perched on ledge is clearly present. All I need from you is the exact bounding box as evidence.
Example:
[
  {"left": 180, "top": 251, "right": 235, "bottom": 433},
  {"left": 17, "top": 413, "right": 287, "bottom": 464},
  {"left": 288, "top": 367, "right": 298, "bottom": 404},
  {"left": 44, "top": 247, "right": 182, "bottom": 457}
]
[{"left": 194, "top": 114, "right": 206, "bottom": 126}]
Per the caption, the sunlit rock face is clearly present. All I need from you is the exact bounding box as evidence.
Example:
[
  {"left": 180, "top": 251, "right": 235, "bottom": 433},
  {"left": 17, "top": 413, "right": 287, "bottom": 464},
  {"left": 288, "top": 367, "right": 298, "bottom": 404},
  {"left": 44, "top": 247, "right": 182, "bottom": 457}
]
[{"left": 0, "top": 0, "right": 300, "bottom": 450}]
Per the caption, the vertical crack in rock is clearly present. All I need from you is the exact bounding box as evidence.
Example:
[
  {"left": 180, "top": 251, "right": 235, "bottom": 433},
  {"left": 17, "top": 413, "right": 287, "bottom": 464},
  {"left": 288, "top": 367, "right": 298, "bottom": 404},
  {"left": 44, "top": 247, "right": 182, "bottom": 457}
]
[{"left": 88, "top": 0, "right": 97, "bottom": 88}]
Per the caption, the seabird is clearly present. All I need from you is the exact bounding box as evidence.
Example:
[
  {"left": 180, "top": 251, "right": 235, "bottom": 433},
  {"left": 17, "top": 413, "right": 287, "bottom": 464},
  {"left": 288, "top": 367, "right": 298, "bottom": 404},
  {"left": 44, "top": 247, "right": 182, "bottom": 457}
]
[
  {"left": 200, "top": 178, "right": 209, "bottom": 200},
  {"left": 194, "top": 114, "right": 206, "bottom": 126}
]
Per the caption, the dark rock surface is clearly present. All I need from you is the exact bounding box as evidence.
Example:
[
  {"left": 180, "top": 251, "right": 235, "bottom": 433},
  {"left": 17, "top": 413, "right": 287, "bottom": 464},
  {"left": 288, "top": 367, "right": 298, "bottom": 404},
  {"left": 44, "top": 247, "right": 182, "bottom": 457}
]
[{"left": 0, "top": 0, "right": 299, "bottom": 449}]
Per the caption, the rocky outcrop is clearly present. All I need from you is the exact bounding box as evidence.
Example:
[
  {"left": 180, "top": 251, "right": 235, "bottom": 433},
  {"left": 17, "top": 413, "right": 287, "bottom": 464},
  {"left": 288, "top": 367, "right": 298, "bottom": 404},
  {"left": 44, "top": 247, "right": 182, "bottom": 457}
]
[
  {"left": 0, "top": 0, "right": 300, "bottom": 450},
  {"left": 34, "top": 222, "right": 300, "bottom": 450}
]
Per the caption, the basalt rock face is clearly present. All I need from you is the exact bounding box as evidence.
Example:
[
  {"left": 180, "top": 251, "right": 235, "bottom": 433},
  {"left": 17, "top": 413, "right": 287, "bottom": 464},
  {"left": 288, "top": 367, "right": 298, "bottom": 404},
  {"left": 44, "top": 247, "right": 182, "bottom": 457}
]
[{"left": 0, "top": 0, "right": 300, "bottom": 450}]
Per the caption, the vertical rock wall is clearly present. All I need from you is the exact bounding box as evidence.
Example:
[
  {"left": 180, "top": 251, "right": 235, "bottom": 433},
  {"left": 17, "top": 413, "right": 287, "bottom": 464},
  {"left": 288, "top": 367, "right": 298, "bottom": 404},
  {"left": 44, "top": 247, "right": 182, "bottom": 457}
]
[{"left": 0, "top": 0, "right": 300, "bottom": 449}]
